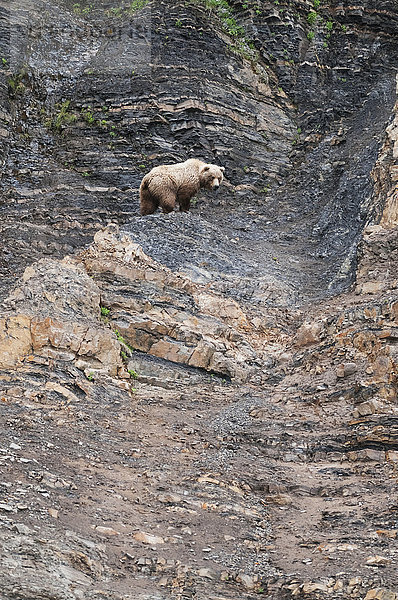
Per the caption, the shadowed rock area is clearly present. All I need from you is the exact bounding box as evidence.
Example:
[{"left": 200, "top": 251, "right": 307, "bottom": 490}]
[{"left": 1, "top": 1, "right": 398, "bottom": 599}]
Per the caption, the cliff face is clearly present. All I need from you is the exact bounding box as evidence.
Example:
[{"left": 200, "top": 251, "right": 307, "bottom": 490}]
[
  {"left": 1, "top": 0, "right": 397, "bottom": 302},
  {"left": 1, "top": 1, "right": 398, "bottom": 599}
]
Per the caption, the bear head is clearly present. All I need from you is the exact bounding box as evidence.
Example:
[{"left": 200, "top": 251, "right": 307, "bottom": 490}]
[{"left": 199, "top": 164, "right": 225, "bottom": 191}]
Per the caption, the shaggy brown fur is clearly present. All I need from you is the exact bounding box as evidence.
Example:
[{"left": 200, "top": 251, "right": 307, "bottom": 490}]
[{"left": 139, "top": 158, "right": 225, "bottom": 216}]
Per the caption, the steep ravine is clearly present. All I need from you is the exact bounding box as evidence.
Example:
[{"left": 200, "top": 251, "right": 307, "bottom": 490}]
[{"left": 1, "top": 1, "right": 398, "bottom": 599}]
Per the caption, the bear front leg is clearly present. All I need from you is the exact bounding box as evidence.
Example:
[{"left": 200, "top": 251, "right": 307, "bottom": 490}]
[
  {"left": 178, "top": 191, "right": 193, "bottom": 212},
  {"left": 178, "top": 197, "right": 191, "bottom": 212}
]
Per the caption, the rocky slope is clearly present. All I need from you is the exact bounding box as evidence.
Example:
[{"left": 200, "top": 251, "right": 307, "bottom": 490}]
[{"left": 1, "top": 1, "right": 398, "bottom": 599}]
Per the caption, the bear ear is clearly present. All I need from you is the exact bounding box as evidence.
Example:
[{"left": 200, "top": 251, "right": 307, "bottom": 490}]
[
  {"left": 202, "top": 165, "right": 210, "bottom": 172},
  {"left": 220, "top": 166, "right": 225, "bottom": 172}
]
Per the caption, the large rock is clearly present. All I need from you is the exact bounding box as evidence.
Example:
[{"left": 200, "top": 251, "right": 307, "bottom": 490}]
[
  {"left": 0, "top": 257, "right": 122, "bottom": 377},
  {"left": 81, "top": 225, "right": 270, "bottom": 382}
]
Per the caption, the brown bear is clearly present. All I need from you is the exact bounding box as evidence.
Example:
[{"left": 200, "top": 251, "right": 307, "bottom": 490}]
[{"left": 139, "top": 158, "right": 225, "bottom": 216}]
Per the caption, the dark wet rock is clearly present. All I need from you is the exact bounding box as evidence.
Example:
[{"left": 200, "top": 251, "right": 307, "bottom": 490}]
[{"left": 122, "top": 213, "right": 297, "bottom": 307}]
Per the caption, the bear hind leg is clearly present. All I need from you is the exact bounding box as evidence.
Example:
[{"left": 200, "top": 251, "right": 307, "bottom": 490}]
[{"left": 140, "top": 186, "right": 158, "bottom": 216}]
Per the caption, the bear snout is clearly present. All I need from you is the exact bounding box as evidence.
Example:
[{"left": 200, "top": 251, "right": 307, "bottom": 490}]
[{"left": 212, "top": 179, "right": 220, "bottom": 190}]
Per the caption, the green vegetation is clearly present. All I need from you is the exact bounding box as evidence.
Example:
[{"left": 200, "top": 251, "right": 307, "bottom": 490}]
[
  {"left": 105, "top": 1, "right": 148, "bottom": 17},
  {"left": 1, "top": 58, "right": 7, "bottom": 67},
  {"left": 106, "top": 6, "right": 124, "bottom": 17},
  {"left": 313, "top": 0, "right": 320, "bottom": 7},
  {"left": 115, "top": 328, "right": 135, "bottom": 366},
  {"left": 307, "top": 30, "right": 315, "bottom": 42},
  {"left": 100, "top": 307, "right": 110, "bottom": 323},
  {"left": 7, "top": 65, "right": 29, "bottom": 95},
  {"left": 341, "top": 24, "right": 347, "bottom": 33},
  {"left": 44, "top": 101, "right": 117, "bottom": 134},
  {"left": 87, "top": 372, "right": 94, "bottom": 381},
  {"left": 307, "top": 10, "right": 317, "bottom": 26},
  {"left": 51, "top": 100, "right": 77, "bottom": 130},
  {"left": 292, "top": 127, "right": 302, "bottom": 145},
  {"left": 204, "top": 0, "right": 244, "bottom": 36},
  {"left": 8, "top": 75, "right": 25, "bottom": 94},
  {"left": 128, "top": 0, "right": 149, "bottom": 14},
  {"left": 115, "top": 329, "right": 125, "bottom": 343},
  {"left": 114, "top": 329, "right": 135, "bottom": 353},
  {"left": 81, "top": 107, "right": 96, "bottom": 125},
  {"left": 191, "top": 0, "right": 258, "bottom": 61},
  {"left": 73, "top": 2, "right": 92, "bottom": 16},
  {"left": 128, "top": 368, "right": 139, "bottom": 379}
]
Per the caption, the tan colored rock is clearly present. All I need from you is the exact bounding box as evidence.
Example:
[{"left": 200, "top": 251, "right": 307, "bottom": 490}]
[
  {"left": 0, "top": 257, "right": 123, "bottom": 377},
  {"left": 336, "top": 362, "right": 357, "bottom": 378},
  {"left": 196, "top": 293, "right": 249, "bottom": 328},
  {"left": 365, "top": 588, "right": 397, "bottom": 600},
  {"left": 22, "top": 265, "right": 37, "bottom": 282},
  {"left": 376, "top": 529, "right": 397, "bottom": 539},
  {"left": 133, "top": 531, "right": 164, "bottom": 545},
  {"left": 366, "top": 555, "right": 391, "bottom": 566},
  {"left": 188, "top": 340, "right": 215, "bottom": 369},
  {"left": 0, "top": 315, "right": 32, "bottom": 368},
  {"left": 352, "top": 399, "right": 380, "bottom": 418},
  {"left": 95, "top": 526, "right": 120, "bottom": 536},
  {"left": 356, "top": 281, "right": 386, "bottom": 295},
  {"left": 31, "top": 317, "right": 82, "bottom": 352},
  {"left": 197, "top": 568, "right": 214, "bottom": 579},
  {"left": 44, "top": 382, "right": 80, "bottom": 404},
  {"left": 236, "top": 573, "right": 257, "bottom": 589},
  {"left": 349, "top": 448, "right": 385, "bottom": 462},
  {"left": 294, "top": 321, "right": 324, "bottom": 347},
  {"left": 30, "top": 317, "right": 121, "bottom": 376},
  {"left": 336, "top": 364, "right": 345, "bottom": 378},
  {"left": 334, "top": 580, "right": 344, "bottom": 591},
  {"left": 302, "top": 582, "right": 328, "bottom": 594},
  {"left": 150, "top": 339, "right": 193, "bottom": 364}
]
